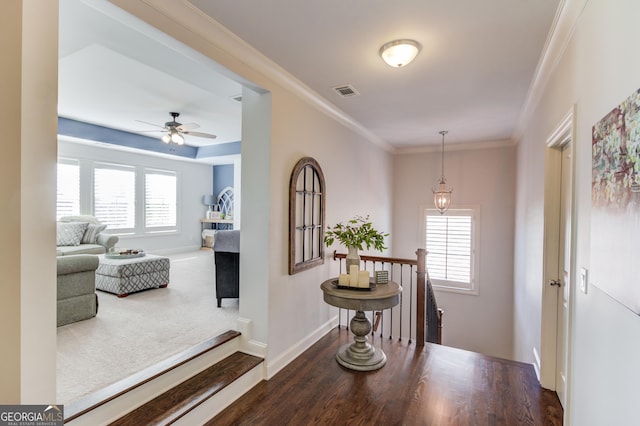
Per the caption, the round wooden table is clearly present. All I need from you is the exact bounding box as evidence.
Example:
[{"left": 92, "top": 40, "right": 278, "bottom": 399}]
[{"left": 320, "top": 278, "right": 401, "bottom": 371}]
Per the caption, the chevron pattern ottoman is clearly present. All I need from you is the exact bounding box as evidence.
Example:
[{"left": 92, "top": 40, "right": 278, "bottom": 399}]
[{"left": 96, "top": 254, "right": 170, "bottom": 297}]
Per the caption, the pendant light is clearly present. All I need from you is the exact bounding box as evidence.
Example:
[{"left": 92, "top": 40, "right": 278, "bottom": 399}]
[{"left": 432, "top": 131, "right": 453, "bottom": 214}]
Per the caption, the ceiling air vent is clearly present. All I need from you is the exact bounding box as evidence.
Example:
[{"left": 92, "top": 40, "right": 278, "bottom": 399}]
[{"left": 333, "top": 84, "right": 360, "bottom": 98}]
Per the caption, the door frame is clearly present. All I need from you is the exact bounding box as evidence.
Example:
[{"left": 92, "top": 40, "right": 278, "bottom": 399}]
[{"left": 540, "top": 106, "right": 577, "bottom": 405}]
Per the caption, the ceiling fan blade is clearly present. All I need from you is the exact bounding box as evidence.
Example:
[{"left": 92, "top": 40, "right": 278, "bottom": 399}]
[
  {"left": 135, "top": 119, "right": 166, "bottom": 129},
  {"left": 183, "top": 130, "right": 217, "bottom": 139},
  {"left": 176, "top": 122, "right": 200, "bottom": 131}
]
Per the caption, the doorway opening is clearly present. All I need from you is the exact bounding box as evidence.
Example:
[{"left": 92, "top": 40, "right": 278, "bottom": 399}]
[
  {"left": 56, "top": 0, "right": 260, "bottom": 405},
  {"left": 540, "top": 106, "right": 576, "bottom": 410}
]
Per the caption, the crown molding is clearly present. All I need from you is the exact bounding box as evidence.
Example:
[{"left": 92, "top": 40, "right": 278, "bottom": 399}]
[
  {"left": 108, "top": 0, "right": 393, "bottom": 152},
  {"left": 512, "top": 0, "right": 590, "bottom": 143},
  {"left": 394, "top": 138, "right": 515, "bottom": 155}
]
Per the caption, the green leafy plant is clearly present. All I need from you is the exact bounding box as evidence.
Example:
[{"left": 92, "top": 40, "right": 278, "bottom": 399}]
[{"left": 324, "top": 215, "right": 388, "bottom": 251}]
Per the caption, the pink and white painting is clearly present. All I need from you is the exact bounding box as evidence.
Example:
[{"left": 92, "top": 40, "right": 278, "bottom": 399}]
[{"left": 591, "top": 87, "right": 640, "bottom": 315}]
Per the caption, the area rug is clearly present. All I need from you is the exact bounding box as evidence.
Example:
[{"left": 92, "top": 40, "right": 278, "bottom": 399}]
[{"left": 56, "top": 250, "right": 239, "bottom": 404}]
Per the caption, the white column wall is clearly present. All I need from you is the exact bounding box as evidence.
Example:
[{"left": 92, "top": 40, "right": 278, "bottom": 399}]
[
  {"left": 20, "top": 0, "right": 59, "bottom": 403},
  {"left": 0, "top": 0, "right": 60, "bottom": 403},
  {"left": 0, "top": 0, "right": 24, "bottom": 403}
]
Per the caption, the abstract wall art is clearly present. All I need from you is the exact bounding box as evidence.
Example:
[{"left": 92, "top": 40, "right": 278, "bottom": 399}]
[{"left": 591, "top": 87, "right": 640, "bottom": 315}]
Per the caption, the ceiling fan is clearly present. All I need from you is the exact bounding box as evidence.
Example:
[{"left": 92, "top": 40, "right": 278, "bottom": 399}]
[{"left": 136, "top": 112, "right": 217, "bottom": 146}]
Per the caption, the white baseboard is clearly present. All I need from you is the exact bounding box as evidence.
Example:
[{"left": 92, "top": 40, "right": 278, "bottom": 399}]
[
  {"left": 236, "top": 317, "right": 268, "bottom": 358},
  {"left": 265, "top": 317, "right": 337, "bottom": 379},
  {"left": 532, "top": 346, "right": 541, "bottom": 382},
  {"left": 152, "top": 245, "right": 202, "bottom": 255}
]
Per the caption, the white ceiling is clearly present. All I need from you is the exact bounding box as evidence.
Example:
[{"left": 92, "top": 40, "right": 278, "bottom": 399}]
[
  {"left": 58, "top": 0, "right": 244, "bottom": 147},
  {"left": 59, "top": 0, "right": 561, "bottom": 150}
]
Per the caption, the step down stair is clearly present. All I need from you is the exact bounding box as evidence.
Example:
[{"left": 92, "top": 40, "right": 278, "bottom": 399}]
[
  {"left": 65, "top": 330, "right": 264, "bottom": 425},
  {"left": 110, "top": 351, "right": 263, "bottom": 425}
]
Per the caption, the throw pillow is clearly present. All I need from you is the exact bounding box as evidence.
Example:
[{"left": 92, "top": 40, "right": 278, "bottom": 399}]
[
  {"left": 81, "top": 224, "right": 107, "bottom": 244},
  {"left": 57, "top": 222, "right": 89, "bottom": 246}
]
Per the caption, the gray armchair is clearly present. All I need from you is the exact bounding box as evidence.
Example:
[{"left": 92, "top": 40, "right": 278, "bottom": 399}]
[
  {"left": 57, "top": 254, "right": 99, "bottom": 326},
  {"left": 213, "top": 230, "right": 240, "bottom": 307}
]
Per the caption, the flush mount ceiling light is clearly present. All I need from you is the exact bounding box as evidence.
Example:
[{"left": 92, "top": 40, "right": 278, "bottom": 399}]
[{"left": 379, "top": 39, "right": 421, "bottom": 68}]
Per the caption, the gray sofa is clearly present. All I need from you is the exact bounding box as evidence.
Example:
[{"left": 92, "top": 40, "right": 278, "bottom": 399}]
[
  {"left": 57, "top": 254, "right": 99, "bottom": 326},
  {"left": 56, "top": 215, "right": 118, "bottom": 256}
]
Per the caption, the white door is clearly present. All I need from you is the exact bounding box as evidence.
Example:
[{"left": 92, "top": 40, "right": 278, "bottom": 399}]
[{"left": 555, "top": 142, "right": 572, "bottom": 408}]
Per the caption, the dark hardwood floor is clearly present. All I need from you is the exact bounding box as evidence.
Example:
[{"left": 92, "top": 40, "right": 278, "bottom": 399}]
[{"left": 209, "top": 328, "right": 562, "bottom": 426}]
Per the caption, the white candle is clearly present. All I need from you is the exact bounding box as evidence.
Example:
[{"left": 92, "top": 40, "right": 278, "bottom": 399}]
[
  {"left": 358, "top": 270, "right": 370, "bottom": 288},
  {"left": 349, "top": 265, "right": 359, "bottom": 287},
  {"left": 338, "top": 274, "right": 350, "bottom": 285}
]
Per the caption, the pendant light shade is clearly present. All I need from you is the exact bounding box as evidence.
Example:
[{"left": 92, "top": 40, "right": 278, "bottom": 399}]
[
  {"left": 379, "top": 39, "right": 421, "bottom": 68},
  {"left": 432, "top": 131, "right": 453, "bottom": 214},
  {"left": 433, "top": 178, "right": 452, "bottom": 213}
]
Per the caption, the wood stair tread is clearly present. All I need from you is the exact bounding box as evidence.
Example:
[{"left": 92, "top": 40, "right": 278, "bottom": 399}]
[
  {"left": 66, "top": 330, "right": 242, "bottom": 422},
  {"left": 110, "top": 351, "right": 263, "bottom": 425}
]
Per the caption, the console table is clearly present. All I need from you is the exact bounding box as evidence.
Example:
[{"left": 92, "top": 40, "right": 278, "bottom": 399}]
[{"left": 320, "top": 278, "right": 401, "bottom": 371}]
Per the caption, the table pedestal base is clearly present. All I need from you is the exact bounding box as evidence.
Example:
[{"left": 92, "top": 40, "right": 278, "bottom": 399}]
[{"left": 336, "top": 310, "right": 387, "bottom": 371}]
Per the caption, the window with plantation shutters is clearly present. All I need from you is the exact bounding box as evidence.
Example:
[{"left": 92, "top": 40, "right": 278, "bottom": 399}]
[
  {"left": 58, "top": 158, "right": 181, "bottom": 236},
  {"left": 56, "top": 160, "right": 80, "bottom": 220},
  {"left": 94, "top": 165, "right": 136, "bottom": 231},
  {"left": 423, "top": 207, "right": 478, "bottom": 294},
  {"left": 145, "top": 170, "right": 177, "bottom": 230}
]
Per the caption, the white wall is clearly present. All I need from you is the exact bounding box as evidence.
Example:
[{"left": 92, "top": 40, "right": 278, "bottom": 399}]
[
  {"left": 266, "top": 92, "right": 393, "bottom": 365},
  {"left": 514, "top": 0, "right": 640, "bottom": 424},
  {"left": 1, "top": 1, "right": 22, "bottom": 403},
  {"left": 58, "top": 139, "right": 213, "bottom": 252},
  {"left": 393, "top": 145, "right": 516, "bottom": 359}
]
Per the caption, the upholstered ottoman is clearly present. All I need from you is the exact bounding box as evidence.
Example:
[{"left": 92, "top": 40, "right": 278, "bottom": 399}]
[{"left": 96, "top": 254, "right": 170, "bottom": 297}]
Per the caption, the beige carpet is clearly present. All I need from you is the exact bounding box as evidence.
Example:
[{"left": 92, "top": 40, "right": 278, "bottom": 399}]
[{"left": 56, "top": 249, "right": 239, "bottom": 404}]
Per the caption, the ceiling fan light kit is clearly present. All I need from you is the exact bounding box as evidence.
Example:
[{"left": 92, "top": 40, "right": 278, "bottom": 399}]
[
  {"left": 138, "top": 111, "right": 216, "bottom": 147},
  {"left": 170, "top": 130, "right": 185, "bottom": 145},
  {"left": 379, "top": 39, "right": 421, "bottom": 68}
]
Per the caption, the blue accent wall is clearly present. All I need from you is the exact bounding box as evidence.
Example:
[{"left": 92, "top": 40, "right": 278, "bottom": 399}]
[
  {"left": 213, "top": 164, "right": 234, "bottom": 197},
  {"left": 58, "top": 117, "right": 241, "bottom": 159},
  {"left": 197, "top": 142, "right": 241, "bottom": 158}
]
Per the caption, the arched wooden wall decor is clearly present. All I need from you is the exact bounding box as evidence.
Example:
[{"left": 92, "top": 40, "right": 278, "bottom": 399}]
[{"left": 289, "top": 157, "right": 326, "bottom": 275}]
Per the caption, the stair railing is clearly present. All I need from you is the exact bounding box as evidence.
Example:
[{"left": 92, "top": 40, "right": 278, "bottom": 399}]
[{"left": 332, "top": 248, "right": 442, "bottom": 346}]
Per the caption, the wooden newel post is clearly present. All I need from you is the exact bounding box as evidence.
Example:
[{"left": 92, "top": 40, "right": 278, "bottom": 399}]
[{"left": 416, "top": 248, "right": 426, "bottom": 346}]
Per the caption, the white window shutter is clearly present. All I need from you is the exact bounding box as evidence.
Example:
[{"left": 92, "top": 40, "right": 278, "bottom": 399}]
[
  {"left": 425, "top": 208, "right": 476, "bottom": 292},
  {"left": 56, "top": 161, "right": 80, "bottom": 220},
  {"left": 145, "top": 171, "right": 177, "bottom": 228},
  {"left": 94, "top": 166, "right": 136, "bottom": 230}
]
